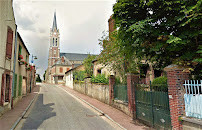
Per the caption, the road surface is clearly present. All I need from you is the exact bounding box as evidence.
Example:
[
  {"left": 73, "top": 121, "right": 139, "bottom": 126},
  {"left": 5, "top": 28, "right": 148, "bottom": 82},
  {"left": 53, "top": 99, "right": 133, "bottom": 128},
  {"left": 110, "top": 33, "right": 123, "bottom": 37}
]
[{"left": 17, "top": 84, "right": 118, "bottom": 130}]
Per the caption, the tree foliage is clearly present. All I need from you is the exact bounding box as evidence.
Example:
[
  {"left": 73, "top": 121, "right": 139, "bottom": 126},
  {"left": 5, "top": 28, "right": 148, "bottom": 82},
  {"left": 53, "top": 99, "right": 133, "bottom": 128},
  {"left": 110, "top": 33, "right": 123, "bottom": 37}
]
[
  {"left": 73, "top": 71, "right": 85, "bottom": 82},
  {"left": 83, "top": 54, "right": 96, "bottom": 77},
  {"left": 98, "top": 31, "right": 139, "bottom": 82},
  {"left": 100, "top": 0, "right": 201, "bottom": 77}
]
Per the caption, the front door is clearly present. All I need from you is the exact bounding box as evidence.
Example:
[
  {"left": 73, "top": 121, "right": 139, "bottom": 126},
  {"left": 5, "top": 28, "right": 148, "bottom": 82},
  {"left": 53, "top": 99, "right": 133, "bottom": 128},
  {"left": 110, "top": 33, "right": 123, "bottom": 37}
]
[
  {"left": 5, "top": 74, "right": 10, "bottom": 102},
  {"left": 22, "top": 78, "right": 27, "bottom": 95}
]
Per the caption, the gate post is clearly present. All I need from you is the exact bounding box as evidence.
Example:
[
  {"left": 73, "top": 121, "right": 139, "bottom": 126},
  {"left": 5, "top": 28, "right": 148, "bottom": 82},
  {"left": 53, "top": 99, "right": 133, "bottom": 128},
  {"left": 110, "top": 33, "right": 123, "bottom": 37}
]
[
  {"left": 127, "top": 73, "right": 139, "bottom": 119},
  {"left": 164, "top": 64, "right": 190, "bottom": 130},
  {"left": 109, "top": 75, "right": 115, "bottom": 105}
]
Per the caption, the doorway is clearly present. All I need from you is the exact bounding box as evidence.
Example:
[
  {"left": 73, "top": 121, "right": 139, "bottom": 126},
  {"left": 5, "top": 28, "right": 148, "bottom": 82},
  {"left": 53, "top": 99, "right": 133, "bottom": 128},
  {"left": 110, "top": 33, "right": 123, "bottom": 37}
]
[{"left": 22, "top": 78, "right": 27, "bottom": 95}]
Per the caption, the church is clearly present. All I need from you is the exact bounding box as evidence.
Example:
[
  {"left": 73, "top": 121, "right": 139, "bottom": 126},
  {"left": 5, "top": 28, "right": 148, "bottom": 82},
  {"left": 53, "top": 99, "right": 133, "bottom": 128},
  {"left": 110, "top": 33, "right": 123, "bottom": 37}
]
[{"left": 45, "top": 12, "right": 89, "bottom": 84}]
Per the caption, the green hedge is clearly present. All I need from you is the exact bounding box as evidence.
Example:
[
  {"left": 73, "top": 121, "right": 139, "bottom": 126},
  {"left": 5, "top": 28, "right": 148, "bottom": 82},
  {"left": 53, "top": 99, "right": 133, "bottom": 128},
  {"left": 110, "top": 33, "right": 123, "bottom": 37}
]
[
  {"left": 91, "top": 74, "right": 109, "bottom": 84},
  {"left": 151, "top": 76, "right": 168, "bottom": 92}
]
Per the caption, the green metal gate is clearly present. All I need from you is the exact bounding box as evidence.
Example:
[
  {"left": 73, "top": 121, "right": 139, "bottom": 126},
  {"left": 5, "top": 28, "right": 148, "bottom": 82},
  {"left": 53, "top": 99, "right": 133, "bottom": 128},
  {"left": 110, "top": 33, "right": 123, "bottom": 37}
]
[{"left": 135, "top": 90, "right": 171, "bottom": 129}]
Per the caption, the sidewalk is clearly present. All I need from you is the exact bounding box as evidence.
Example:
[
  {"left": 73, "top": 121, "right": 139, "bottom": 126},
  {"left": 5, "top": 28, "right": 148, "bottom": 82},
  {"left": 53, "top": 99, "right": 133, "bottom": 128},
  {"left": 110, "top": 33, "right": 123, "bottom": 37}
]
[
  {"left": 0, "top": 85, "right": 40, "bottom": 130},
  {"left": 59, "top": 85, "right": 149, "bottom": 130}
]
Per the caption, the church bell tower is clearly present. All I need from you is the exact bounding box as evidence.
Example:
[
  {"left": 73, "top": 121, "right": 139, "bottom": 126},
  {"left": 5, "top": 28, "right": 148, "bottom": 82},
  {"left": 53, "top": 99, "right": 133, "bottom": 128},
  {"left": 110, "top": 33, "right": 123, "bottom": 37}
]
[
  {"left": 48, "top": 11, "right": 60, "bottom": 69},
  {"left": 47, "top": 12, "right": 60, "bottom": 83}
]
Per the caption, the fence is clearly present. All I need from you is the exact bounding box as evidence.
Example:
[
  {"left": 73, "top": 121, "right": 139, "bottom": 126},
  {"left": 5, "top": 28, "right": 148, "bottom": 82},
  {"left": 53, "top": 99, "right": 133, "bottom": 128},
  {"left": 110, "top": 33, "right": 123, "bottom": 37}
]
[
  {"left": 135, "top": 84, "right": 171, "bottom": 129},
  {"left": 114, "top": 84, "right": 128, "bottom": 102},
  {"left": 183, "top": 80, "right": 202, "bottom": 119}
]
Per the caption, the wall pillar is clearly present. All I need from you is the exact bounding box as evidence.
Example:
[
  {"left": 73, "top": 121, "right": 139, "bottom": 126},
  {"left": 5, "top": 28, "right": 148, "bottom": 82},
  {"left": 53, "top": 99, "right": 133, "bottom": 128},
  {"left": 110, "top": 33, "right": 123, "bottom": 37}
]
[
  {"left": 164, "top": 64, "right": 190, "bottom": 130},
  {"left": 127, "top": 73, "right": 139, "bottom": 119},
  {"left": 109, "top": 75, "right": 115, "bottom": 105}
]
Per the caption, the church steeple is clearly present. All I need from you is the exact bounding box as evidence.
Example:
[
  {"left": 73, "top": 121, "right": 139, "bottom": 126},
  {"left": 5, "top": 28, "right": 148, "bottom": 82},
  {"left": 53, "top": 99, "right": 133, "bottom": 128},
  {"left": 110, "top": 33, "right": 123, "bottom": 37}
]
[{"left": 52, "top": 11, "right": 57, "bottom": 31}]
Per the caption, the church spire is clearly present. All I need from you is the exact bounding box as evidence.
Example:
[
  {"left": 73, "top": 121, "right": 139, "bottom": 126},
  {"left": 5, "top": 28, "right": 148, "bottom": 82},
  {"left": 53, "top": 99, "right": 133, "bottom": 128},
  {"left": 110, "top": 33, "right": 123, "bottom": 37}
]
[{"left": 52, "top": 11, "right": 57, "bottom": 31}]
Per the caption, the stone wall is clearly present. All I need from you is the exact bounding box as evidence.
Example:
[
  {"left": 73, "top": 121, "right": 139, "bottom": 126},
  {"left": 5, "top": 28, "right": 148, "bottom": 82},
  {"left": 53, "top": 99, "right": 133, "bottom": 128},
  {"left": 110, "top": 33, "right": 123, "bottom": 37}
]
[
  {"left": 182, "top": 117, "right": 202, "bottom": 130},
  {"left": 73, "top": 77, "right": 130, "bottom": 116},
  {"left": 73, "top": 80, "right": 109, "bottom": 104}
]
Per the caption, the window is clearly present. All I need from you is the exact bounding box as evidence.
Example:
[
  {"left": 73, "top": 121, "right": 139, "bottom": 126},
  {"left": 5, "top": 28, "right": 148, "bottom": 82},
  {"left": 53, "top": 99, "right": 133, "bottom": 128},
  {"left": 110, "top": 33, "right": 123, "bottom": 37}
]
[
  {"left": 60, "top": 67, "right": 63, "bottom": 73},
  {"left": 26, "top": 55, "right": 28, "bottom": 63},
  {"left": 56, "top": 38, "right": 57, "bottom": 46},
  {"left": 18, "top": 45, "right": 22, "bottom": 60},
  {"left": 6, "top": 27, "right": 13, "bottom": 59},
  {"left": 53, "top": 38, "right": 54, "bottom": 46},
  {"left": 54, "top": 50, "right": 56, "bottom": 55},
  {"left": 97, "top": 69, "right": 101, "bottom": 74}
]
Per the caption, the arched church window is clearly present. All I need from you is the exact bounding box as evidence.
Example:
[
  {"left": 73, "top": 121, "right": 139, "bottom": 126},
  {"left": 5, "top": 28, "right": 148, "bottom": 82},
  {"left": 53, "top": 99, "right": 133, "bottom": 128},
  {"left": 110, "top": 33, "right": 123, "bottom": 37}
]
[
  {"left": 53, "top": 38, "right": 54, "bottom": 46},
  {"left": 56, "top": 38, "right": 57, "bottom": 46}
]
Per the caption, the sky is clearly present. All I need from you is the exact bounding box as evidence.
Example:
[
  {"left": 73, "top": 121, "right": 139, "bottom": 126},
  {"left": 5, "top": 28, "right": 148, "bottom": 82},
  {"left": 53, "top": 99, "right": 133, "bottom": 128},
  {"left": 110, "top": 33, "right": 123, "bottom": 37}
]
[{"left": 13, "top": 0, "right": 116, "bottom": 79}]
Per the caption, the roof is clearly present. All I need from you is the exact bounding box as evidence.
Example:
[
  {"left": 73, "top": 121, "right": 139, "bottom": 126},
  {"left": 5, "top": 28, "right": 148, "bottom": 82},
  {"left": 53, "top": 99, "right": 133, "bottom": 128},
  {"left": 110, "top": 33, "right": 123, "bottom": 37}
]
[
  {"left": 60, "top": 53, "right": 89, "bottom": 61},
  {"left": 17, "top": 32, "right": 30, "bottom": 55},
  {"left": 52, "top": 11, "right": 57, "bottom": 31},
  {"left": 65, "top": 64, "right": 83, "bottom": 74},
  {"left": 55, "top": 56, "right": 72, "bottom": 66}
]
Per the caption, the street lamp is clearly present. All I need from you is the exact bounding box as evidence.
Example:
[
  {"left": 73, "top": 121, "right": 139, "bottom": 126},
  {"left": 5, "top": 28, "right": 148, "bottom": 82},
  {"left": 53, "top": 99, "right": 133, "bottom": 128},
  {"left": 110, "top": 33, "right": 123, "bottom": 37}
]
[{"left": 30, "top": 55, "right": 37, "bottom": 93}]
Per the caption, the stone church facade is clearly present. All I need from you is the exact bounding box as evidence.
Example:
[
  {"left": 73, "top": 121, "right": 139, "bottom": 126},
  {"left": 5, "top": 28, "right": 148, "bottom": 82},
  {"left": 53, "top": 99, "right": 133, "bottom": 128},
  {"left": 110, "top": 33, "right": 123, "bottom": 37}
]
[{"left": 45, "top": 12, "right": 88, "bottom": 84}]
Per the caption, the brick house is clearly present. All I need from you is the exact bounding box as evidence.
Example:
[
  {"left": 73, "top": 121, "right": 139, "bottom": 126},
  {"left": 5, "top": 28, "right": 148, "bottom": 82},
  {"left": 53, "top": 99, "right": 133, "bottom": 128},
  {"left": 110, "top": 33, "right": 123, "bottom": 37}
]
[{"left": 0, "top": 0, "right": 17, "bottom": 114}]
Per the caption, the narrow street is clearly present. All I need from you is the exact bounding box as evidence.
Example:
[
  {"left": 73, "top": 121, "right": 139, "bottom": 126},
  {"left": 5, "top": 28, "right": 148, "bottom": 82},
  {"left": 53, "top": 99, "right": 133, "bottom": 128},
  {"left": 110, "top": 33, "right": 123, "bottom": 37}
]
[{"left": 17, "top": 84, "right": 118, "bottom": 130}]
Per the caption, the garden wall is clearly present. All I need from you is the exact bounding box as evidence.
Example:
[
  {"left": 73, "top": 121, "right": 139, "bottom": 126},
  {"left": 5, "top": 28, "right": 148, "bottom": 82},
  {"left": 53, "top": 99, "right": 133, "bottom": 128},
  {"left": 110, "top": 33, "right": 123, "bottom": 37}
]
[
  {"left": 73, "top": 79, "right": 109, "bottom": 104},
  {"left": 73, "top": 78, "right": 130, "bottom": 116}
]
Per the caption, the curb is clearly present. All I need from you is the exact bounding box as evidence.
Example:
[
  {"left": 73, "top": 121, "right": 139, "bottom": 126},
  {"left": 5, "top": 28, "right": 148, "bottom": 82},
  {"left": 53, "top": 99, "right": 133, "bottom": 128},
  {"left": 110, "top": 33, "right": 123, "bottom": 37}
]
[
  {"left": 10, "top": 90, "right": 39, "bottom": 130},
  {"left": 58, "top": 85, "right": 126, "bottom": 130}
]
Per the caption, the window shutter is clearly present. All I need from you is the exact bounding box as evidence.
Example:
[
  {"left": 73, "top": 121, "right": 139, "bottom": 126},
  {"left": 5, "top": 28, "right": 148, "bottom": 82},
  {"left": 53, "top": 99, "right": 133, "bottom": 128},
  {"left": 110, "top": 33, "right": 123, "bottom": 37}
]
[
  {"left": 9, "top": 76, "right": 12, "bottom": 102},
  {"left": 6, "top": 29, "right": 13, "bottom": 59}
]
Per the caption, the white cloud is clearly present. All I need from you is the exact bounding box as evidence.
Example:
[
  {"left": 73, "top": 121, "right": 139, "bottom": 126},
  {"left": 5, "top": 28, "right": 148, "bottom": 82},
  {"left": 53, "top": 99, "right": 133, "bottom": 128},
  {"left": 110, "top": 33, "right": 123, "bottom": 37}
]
[{"left": 13, "top": 0, "right": 116, "bottom": 79}]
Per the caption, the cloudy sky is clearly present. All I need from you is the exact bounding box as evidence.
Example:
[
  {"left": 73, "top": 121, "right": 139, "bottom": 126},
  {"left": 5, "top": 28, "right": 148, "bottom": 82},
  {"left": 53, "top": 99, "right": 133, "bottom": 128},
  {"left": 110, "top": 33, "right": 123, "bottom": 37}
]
[{"left": 13, "top": 0, "right": 116, "bottom": 79}]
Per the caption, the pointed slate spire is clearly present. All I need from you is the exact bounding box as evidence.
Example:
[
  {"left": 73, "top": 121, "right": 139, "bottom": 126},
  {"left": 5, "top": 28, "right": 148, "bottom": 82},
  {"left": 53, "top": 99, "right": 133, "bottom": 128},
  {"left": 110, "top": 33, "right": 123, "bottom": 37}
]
[{"left": 52, "top": 11, "right": 57, "bottom": 31}]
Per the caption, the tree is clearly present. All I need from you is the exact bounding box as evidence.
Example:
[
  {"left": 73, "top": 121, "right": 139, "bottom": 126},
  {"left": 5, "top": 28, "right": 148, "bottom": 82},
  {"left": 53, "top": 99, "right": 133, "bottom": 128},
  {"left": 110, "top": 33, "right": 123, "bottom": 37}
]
[
  {"left": 36, "top": 74, "right": 42, "bottom": 82},
  {"left": 98, "top": 31, "right": 139, "bottom": 82},
  {"left": 110, "top": 0, "right": 201, "bottom": 77},
  {"left": 83, "top": 54, "right": 96, "bottom": 77}
]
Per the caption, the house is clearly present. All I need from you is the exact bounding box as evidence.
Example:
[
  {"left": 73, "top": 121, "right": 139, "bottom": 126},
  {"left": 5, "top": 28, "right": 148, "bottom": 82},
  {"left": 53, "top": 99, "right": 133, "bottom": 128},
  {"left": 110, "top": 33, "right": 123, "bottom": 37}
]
[
  {"left": 12, "top": 32, "right": 34, "bottom": 106},
  {"left": 98, "top": 15, "right": 163, "bottom": 84},
  {"left": 0, "top": 0, "right": 36, "bottom": 115},
  {"left": 65, "top": 64, "right": 85, "bottom": 89},
  {"left": 0, "top": 0, "right": 17, "bottom": 114},
  {"left": 92, "top": 59, "right": 114, "bottom": 77}
]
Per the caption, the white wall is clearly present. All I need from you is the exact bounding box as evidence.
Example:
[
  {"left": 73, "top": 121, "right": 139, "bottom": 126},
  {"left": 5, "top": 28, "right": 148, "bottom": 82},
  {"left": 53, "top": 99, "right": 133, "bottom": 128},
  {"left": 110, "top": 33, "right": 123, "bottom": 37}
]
[{"left": 65, "top": 71, "right": 73, "bottom": 89}]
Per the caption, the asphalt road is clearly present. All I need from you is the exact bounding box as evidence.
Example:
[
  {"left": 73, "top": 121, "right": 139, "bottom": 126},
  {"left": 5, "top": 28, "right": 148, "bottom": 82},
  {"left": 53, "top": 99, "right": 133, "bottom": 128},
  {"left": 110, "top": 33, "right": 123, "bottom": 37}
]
[{"left": 18, "top": 84, "right": 117, "bottom": 130}]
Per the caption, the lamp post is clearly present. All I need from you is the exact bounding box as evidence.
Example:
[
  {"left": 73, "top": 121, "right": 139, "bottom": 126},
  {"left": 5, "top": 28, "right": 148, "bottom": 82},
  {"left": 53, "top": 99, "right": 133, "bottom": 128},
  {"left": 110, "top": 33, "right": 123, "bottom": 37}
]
[{"left": 30, "top": 54, "right": 37, "bottom": 93}]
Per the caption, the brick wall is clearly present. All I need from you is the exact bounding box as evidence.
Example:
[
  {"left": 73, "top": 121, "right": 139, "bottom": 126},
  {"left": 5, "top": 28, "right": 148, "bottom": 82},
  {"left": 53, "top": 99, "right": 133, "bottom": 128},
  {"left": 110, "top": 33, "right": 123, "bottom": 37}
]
[
  {"left": 164, "top": 64, "right": 190, "bottom": 130},
  {"left": 109, "top": 75, "right": 115, "bottom": 105},
  {"left": 127, "top": 74, "right": 139, "bottom": 118}
]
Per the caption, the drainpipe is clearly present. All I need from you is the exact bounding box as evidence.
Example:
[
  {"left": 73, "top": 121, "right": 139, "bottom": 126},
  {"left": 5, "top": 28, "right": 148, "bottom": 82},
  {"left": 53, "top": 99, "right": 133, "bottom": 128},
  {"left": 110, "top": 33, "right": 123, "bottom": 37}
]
[{"left": 11, "top": 25, "right": 18, "bottom": 108}]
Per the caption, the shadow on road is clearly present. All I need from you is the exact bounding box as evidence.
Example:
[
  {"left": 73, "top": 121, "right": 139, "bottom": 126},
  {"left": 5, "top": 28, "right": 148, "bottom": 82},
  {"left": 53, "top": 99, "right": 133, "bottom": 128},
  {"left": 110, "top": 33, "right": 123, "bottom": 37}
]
[{"left": 22, "top": 94, "right": 56, "bottom": 129}]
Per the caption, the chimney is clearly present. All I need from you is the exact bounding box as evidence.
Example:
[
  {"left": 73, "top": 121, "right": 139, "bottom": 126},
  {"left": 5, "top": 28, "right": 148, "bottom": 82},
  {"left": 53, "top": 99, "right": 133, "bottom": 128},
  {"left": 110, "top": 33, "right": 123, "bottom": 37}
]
[
  {"left": 61, "top": 56, "right": 65, "bottom": 63},
  {"left": 108, "top": 15, "right": 115, "bottom": 36}
]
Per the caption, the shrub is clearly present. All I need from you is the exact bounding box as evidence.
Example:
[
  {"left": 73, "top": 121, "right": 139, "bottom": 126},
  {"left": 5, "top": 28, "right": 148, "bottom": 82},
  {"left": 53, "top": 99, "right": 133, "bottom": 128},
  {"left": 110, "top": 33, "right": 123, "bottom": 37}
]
[
  {"left": 151, "top": 76, "right": 168, "bottom": 92},
  {"left": 91, "top": 74, "right": 109, "bottom": 84},
  {"left": 73, "top": 71, "right": 85, "bottom": 82}
]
